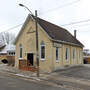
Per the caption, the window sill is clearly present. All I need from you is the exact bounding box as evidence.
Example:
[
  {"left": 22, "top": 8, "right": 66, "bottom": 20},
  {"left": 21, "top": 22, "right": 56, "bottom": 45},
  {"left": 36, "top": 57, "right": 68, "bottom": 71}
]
[
  {"left": 40, "top": 59, "right": 45, "bottom": 61},
  {"left": 19, "top": 58, "right": 23, "bottom": 60},
  {"left": 65, "top": 59, "right": 69, "bottom": 62},
  {"left": 56, "top": 59, "right": 59, "bottom": 62}
]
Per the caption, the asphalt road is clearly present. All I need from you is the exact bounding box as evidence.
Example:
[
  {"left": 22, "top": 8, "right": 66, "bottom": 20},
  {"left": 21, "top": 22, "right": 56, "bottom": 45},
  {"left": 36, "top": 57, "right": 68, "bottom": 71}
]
[{"left": 0, "top": 72, "right": 67, "bottom": 90}]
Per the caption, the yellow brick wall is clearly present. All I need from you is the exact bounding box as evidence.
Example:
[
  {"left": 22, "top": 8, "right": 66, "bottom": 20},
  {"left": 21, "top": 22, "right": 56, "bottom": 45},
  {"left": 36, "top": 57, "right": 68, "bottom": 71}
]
[
  {"left": 51, "top": 44, "right": 83, "bottom": 71},
  {"left": 15, "top": 17, "right": 53, "bottom": 72},
  {"left": 15, "top": 16, "right": 83, "bottom": 72}
]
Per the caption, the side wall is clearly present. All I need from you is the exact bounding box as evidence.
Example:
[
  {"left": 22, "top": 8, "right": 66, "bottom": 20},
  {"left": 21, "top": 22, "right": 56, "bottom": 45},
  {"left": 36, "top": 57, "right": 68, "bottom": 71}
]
[{"left": 52, "top": 44, "right": 83, "bottom": 71}]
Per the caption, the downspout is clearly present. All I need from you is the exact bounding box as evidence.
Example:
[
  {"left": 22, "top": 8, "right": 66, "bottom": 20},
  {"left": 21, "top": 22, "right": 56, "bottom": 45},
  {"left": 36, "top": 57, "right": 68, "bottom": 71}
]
[{"left": 52, "top": 42, "right": 55, "bottom": 71}]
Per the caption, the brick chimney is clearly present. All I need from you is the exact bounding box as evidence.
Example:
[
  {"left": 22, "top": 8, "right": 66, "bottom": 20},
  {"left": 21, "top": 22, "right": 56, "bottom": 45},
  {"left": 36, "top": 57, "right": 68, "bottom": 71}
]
[{"left": 74, "top": 30, "right": 76, "bottom": 38}]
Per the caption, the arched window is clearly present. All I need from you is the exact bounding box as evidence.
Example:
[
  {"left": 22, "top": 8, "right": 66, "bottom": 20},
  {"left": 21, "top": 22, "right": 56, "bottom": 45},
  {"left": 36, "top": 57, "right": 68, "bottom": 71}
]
[
  {"left": 40, "top": 41, "right": 45, "bottom": 60},
  {"left": 19, "top": 44, "right": 22, "bottom": 58}
]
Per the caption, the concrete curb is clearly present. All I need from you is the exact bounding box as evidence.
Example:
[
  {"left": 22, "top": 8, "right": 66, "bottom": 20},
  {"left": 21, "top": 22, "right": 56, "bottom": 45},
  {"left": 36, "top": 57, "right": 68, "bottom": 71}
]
[
  {"left": 2, "top": 69, "right": 90, "bottom": 86},
  {"left": 3, "top": 69, "right": 90, "bottom": 86}
]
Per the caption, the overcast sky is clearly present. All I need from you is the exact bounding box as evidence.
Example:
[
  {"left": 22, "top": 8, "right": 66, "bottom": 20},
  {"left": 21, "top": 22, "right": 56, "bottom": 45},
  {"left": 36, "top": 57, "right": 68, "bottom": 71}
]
[{"left": 0, "top": 0, "right": 90, "bottom": 50}]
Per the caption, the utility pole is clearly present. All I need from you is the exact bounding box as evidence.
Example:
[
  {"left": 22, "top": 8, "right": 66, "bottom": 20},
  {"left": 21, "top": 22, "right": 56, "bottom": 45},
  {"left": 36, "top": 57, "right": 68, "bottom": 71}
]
[
  {"left": 35, "top": 10, "right": 39, "bottom": 77},
  {"left": 19, "top": 4, "right": 39, "bottom": 77}
]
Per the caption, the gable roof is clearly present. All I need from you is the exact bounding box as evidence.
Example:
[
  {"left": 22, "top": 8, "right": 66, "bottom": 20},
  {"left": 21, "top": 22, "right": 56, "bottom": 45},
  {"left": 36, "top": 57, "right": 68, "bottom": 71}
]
[
  {"left": 37, "top": 18, "right": 83, "bottom": 47},
  {"left": 15, "top": 14, "right": 83, "bottom": 47}
]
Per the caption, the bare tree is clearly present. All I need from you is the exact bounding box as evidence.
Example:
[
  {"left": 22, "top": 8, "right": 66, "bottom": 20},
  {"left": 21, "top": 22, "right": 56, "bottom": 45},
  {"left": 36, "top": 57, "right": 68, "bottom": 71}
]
[{"left": 3, "top": 32, "right": 16, "bottom": 44}]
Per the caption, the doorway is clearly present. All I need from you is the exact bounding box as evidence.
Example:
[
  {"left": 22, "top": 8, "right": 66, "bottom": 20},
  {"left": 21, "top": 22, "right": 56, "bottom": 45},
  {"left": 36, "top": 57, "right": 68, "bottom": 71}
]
[{"left": 27, "top": 53, "right": 33, "bottom": 66}]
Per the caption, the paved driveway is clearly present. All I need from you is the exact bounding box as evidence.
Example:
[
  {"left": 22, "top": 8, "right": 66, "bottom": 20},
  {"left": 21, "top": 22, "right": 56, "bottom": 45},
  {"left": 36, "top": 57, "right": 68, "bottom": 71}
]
[
  {"left": 54, "top": 65, "right": 90, "bottom": 80},
  {"left": 46, "top": 65, "right": 90, "bottom": 90}
]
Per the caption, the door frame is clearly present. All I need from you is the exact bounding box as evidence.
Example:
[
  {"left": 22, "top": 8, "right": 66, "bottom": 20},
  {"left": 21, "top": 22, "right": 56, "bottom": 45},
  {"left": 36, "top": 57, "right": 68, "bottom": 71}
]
[{"left": 27, "top": 53, "right": 34, "bottom": 66}]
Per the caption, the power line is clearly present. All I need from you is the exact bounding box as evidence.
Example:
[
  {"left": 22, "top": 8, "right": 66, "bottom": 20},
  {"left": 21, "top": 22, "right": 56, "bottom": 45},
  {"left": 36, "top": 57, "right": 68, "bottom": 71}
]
[
  {"left": 1, "top": 17, "right": 90, "bottom": 34},
  {"left": 40, "top": 0, "right": 80, "bottom": 15},
  {"left": 0, "top": 23, "right": 23, "bottom": 33},
  {"left": 0, "top": 0, "right": 81, "bottom": 33},
  {"left": 72, "top": 23, "right": 90, "bottom": 28},
  {"left": 61, "top": 19, "right": 90, "bottom": 26},
  {"left": 1, "top": 18, "right": 90, "bottom": 34}
]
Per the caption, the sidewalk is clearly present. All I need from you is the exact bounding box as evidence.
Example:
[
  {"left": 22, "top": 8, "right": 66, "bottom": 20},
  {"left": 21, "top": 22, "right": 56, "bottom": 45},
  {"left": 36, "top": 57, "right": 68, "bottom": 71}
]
[{"left": 0, "top": 64, "right": 50, "bottom": 80}]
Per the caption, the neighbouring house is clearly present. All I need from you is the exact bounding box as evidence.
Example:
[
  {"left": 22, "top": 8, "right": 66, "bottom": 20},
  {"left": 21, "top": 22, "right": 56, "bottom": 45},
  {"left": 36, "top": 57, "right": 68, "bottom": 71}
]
[
  {"left": 83, "top": 49, "right": 90, "bottom": 64},
  {"left": 14, "top": 14, "right": 84, "bottom": 72},
  {"left": 0, "top": 33, "right": 6, "bottom": 63},
  {"left": 0, "top": 44, "right": 16, "bottom": 66},
  {"left": 0, "top": 32, "right": 16, "bottom": 65},
  {"left": 83, "top": 56, "right": 90, "bottom": 64},
  {"left": 0, "top": 33, "right": 6, "bottom": 48},
  {"left": 0, "top": 46, "right": 6, "bottom": 62}
]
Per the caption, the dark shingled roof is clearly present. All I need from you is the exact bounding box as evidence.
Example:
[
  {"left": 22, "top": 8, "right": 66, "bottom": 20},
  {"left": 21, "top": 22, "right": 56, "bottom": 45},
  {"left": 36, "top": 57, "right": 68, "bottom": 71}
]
[
  {"left": 14, "top": 14, "right": 84, "bottom": 47},
  {"left": 37, "top": 17, "right": 83, "bottom": 47}
]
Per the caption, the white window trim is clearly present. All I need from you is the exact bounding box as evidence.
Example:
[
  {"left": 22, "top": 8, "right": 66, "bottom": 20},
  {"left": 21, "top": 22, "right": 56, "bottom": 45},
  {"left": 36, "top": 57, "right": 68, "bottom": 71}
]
[
  {"left": 40, "top": 58, "right": 45, "bottom": 61},
  {"left": 40, "top": 44, "right": 45, "bottom": 60},
  {"left": 19, "top": 58, "right": 23, "bottom": 60},
  {"left": 56, "top": 58, "right": 59, "bottom": 62},
  {"left": 56, "top": 59, "right": 59, "bottom": 62}
]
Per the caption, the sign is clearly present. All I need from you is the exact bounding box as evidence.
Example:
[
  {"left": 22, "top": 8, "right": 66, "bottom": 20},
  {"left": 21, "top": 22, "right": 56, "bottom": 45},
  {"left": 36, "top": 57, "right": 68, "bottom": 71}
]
[{"left": 53, "top": 42, "right": 62, "bottom": 48}]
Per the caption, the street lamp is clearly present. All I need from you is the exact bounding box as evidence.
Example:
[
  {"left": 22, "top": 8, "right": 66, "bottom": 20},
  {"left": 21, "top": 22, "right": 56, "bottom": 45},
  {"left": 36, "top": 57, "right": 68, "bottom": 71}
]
[
  {"left": 19, "top": 4, "right": 33, "bottom": 15},
  {"left": 19, "top": 4, "right": 39, "bottom": 77}
]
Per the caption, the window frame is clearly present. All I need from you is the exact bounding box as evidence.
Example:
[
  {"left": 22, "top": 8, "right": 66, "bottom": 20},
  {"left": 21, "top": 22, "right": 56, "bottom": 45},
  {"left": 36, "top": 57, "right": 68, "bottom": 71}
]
[
  {"left": 65, "top": 48, "right": 68, "bottom": 60},
  {"left": 19, "top": 44, "right": 23, "bottom": 59},
  {"left": 56, "top": 47, "right": 59, "bottom": 62},
  {"left": 8, "top": 52, "right": 15, "bottom": 56},
  {"left": 40, "top": 42, "right": 45, "bottom": 60}
]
